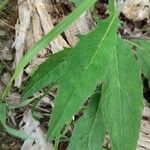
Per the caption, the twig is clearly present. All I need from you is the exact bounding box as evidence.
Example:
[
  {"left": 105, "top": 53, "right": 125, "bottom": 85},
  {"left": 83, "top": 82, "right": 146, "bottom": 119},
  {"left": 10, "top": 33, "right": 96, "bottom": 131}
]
[{"left": 0, "top": 19, "right": 16, "bottom": 30}]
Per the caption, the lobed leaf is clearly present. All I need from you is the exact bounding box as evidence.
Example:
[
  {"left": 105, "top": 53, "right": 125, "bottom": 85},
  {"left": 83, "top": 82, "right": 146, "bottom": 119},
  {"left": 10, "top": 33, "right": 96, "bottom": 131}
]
[
  {"left": 101, "top": 38, "right": 143, "bottom": 150},
  {"left": 22, "top": 49, "right": 70, "bottom": 100},
  {"left": 47, "top": 12, "right": 118, "bottom": 140},
  {"left": 68, "top": 86, "right": 105, "bottom": 150}
]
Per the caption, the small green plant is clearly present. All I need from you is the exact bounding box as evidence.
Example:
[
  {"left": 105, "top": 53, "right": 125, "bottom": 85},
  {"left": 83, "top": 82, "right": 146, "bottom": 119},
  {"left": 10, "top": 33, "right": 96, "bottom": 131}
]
[{"left": 1, "top": 0, "right": 150, "bottom": 149}]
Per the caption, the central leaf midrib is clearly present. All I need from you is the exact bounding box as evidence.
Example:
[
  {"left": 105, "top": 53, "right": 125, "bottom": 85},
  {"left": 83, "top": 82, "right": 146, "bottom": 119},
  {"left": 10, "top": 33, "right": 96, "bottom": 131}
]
[
  {"left": 50, "top": 13, "right": 118, "bottom": 136},
  {"left": 114, "top": 48, "right": 123, "bottom": 150}
]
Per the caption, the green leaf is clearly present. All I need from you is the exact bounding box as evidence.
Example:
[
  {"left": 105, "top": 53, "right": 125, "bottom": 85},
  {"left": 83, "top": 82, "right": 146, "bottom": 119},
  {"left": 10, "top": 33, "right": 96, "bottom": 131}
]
[
  {"left": 101, "top": 38, "right": 143, "bottom": 150},
  {"left": 68, "top": 86, "right": 105, "bottom": 150},
  {"left": 22, "top": 48, "right": 70, "bottom": 100},
  {"left": 2, "top": 0, "right": 97, "bottom": 99},
  {"left": 3, "top": 125, "right": 31, "bottom": 139},
  {"left": 131, "top": 40, "right": 150, "bottom": 81},
  {"left": 0, "top": 102, "right": 31, "bottom": 139},
  {"left": 47, "top": 12, "right": 118, "bottom": 140}
]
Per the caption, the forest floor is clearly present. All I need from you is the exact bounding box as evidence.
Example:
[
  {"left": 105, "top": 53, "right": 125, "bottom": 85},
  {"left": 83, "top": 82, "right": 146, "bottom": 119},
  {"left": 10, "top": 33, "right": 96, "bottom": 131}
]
[{"left": 0, "top": 0, "right": 150, "bottom": 150}]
